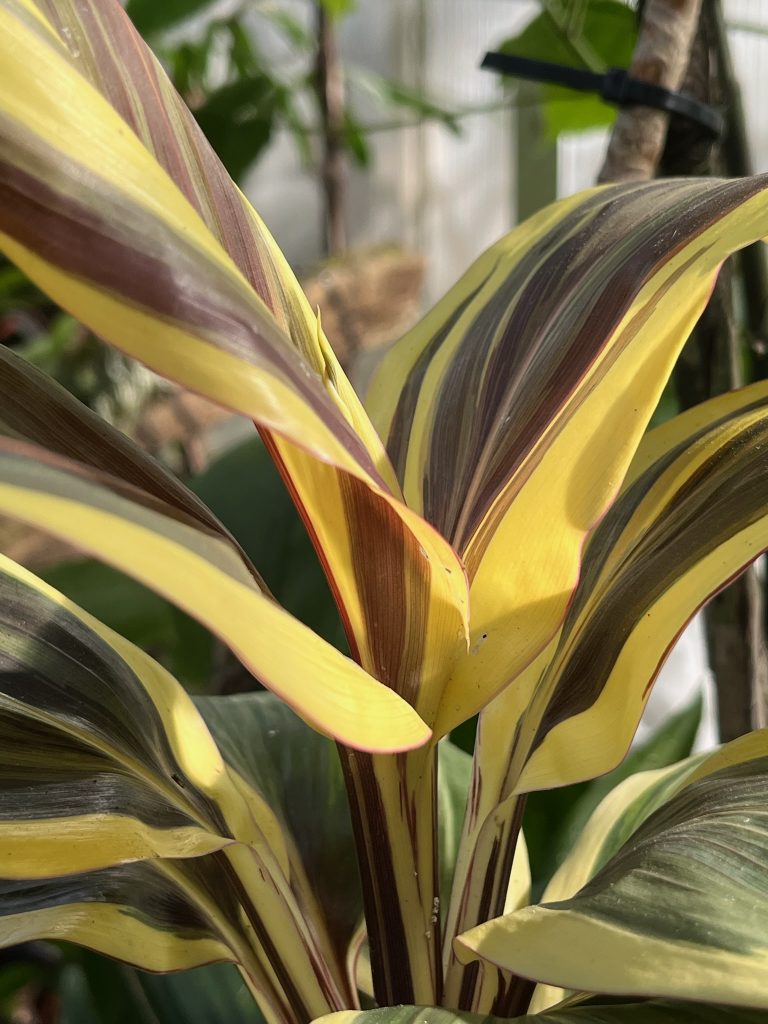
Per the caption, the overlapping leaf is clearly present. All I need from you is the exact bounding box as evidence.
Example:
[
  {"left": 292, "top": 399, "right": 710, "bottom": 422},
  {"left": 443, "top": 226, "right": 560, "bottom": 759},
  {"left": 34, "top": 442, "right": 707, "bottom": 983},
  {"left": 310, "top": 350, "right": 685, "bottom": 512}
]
[
  {"left": 369, "top": 180, "right": 768, "bottom": 734},
  {"left": 443, "top": 381, "right": 768, "bottom": 1007},
  {"left": 457, "top": 735, "right": 768, "bottom": 1008},
  {"left": 0, "top": 441, "right": 429, "bottom": 752},
  {"left": 198, "top": 693, "right": 481, "bottom": 994},
  {"left": 0, "top": 344, "right": 259, "bottom": 578},
  {"left": 0, "top": 552, "right": 277, "bottom": 1002},
  {"left": 0, "top": 553, "right": 238, "bottom": 874},
  {"left": 0, "top": 853, "right": 312, "bottom": 1021},
  {"left": 0, "top": 5, "right": 460, "bottom": 1001},
  {"left": 478, "top": 378, "right": 768, "bottom": 802},
  {"left": 0, "top": 859, "right": 241, "bottom": 973},
  {"left": 315, "top": 1002, "right": 768, "bottom": 1024},
  {"left": 0, "top": 554, "right": 357, "bottom": 1021},
  {"left": 0, "top": 0, "right": 469, "bottom": 735},
  {"left": 198, "top": 692, "right": 361, "bottom": 969}
]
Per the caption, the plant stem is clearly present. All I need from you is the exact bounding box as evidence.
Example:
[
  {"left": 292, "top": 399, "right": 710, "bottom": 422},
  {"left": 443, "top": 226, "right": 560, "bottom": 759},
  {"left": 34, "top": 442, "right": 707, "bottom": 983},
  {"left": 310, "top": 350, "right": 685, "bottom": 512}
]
[
  {"left": 598, "top": 0, "right": 703, "bottom": 182},
  {"left": 222, "top": 845, "right": 350, "bottom": 1022},
  {"left": 442, "top": 790, "right": 526, "bottom": 1012},
  {"left": 316, "top": 4, "right": 347, "bottom": 256},
  {"left": 339, "top": 745, "right": 442, "bottom": 1006}
]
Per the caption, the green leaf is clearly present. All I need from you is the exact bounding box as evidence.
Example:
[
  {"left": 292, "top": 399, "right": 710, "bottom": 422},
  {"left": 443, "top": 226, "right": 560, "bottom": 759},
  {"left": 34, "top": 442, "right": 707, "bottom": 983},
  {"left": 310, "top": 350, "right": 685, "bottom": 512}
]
[
  {"left": 139, "top": 964, "right": 265, "bottom": 1024},
  {"left": 437, "top": 740, "right": 471, "bottom": 905},
  {"left": 194, "top": 76, "right": 280, "bottom": 182},
  {"left": 227, "top": 19, "right": 259, "bottom": 78},
  {"left": 169, "top": 38, "right": 215, "bottom": 99},
  {"left": 315, "top": 1001, "right": 768, "bottom": 1024},
  {"left": 126, "top": 0, "right": 211, "bottom": 37},
  {"left": 57, "top": 963, "right": 101, "bottom": 1024},
  {"left": 343, "top": 108, "right": 371, "bottom": 167},
  {"left": 41, "top": 559, "right": 178, "bottom": 654},
  {"left": 498, "top": 0, "right": 638, "bottom": 136},
  {"left": 69, "top": 951, "right": 265, "bottom": 1024},
  {"left": 353, "top": 70, "right": 459, "bottom": 132},
  {"left": 196, "top": 690, "right": 361, "bottom": 955},
  {"left": 261, "top": 10, "right": 312, "bottom": 49},
  {"left": 319, "top": 0, "right": 356, "bottom": 19}
]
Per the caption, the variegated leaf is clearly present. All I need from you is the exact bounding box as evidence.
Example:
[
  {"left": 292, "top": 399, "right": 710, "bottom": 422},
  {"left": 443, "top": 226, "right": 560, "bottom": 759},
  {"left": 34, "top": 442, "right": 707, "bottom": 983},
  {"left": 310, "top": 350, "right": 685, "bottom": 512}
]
[
  {"left": 369, "top": 181, "right": 768, "bottom": 736},
  {"left": 0, "top": 0, "right": 469, "bottom": 732},
  {"left": 444, "top": 380, "right": 768, "bottom": 1008},
  {"left": 457, "top": 737, "right": 768, "bottom": 1008},
  {"left": 0, "top": 853, "right": 331, "bottom": 1022},
  {"left": 0, "top": 553, "right": 241, "bottom": 873},
  {"left": 315, "top": 1003, "right": 768, "bottom": 1024},
  {"left": 0, "top": 440, "right": 429, "bottom": 753},
  {"left": 0, "top": 345, "right": 261, "bottom": 578},
  {"left": 0, "top": 858, "right": 244, "bottom": 974},
  {"left": 199, "top": 694, "right": 491, "bottom": 1009},
  {"left": 0, "top": 553, "right": 355, "bottom": 1021},
  {"left": 512, "top": 381, "right": 768, "bottom": 794},
  {"left": 0, "top": 4, "right": 468, "bottom": 981}
]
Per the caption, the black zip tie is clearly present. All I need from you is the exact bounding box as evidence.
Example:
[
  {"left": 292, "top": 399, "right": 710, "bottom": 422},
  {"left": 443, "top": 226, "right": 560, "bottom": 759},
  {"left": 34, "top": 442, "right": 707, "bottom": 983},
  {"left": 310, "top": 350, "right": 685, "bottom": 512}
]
[{"left": 482, "top": 51, "right": 724, "bottom": 139}]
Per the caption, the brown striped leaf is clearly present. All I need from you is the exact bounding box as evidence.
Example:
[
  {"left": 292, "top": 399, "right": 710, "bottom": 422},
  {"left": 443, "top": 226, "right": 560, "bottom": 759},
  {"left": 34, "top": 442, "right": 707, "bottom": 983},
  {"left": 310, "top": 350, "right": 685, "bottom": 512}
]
[
  {"left": 0, "top": 854, "right": 317, "bottom": 1022},
  {"left": 0, "top": 552, "right": 353, "bottom": 1021},
  {"left": 0, "top": 553, "right": 235, "bottom": 875},
  {"left": 26, "top": 1, "right": 469, "bottom": 731},
  {"left": 0, "top": 0, "right": 469, "bottom": 735},
  {"left": 512, "top": 381, "right": 768, "bottom": 794},
  {"left": 369, "top": 180, "right": 768, "bottom": 736},
  {"left": 0, "top": 344, "right": 262, "bottom": 584},
  {"left": 0, "top": 439, "right": 430, "bottom": 754},
  {"left": 0, "top": 859, "right": 244, "bottom": 974},
  {"left": 443, "top": 380, "right": 768, "bottom": 1007},
  {"left": 0, "top": 2, "right": 468, "bottom": 1000}
]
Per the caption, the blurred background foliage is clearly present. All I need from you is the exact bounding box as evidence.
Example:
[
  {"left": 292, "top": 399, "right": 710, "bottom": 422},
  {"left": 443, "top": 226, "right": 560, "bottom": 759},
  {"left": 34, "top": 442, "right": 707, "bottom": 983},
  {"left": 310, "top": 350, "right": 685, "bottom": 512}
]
[
  {"left": 498, "top": 0, "right": 637, "bottom": 136},
  {"left": 0, "top": 2, "right": 708, "bottom": 1022}
]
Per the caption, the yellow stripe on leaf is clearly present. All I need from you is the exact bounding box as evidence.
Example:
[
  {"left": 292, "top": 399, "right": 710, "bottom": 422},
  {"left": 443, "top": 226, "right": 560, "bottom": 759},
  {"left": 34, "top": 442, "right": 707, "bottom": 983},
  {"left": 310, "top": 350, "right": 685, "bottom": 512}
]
[{"left": 0, "top": 449, "right": 430, "bottom": 753}]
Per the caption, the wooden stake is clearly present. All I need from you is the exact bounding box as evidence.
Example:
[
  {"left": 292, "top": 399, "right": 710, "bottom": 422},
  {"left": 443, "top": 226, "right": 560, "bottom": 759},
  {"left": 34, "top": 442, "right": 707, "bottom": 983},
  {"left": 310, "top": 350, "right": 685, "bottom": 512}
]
[{"left": 598, "top": 0, "right": 703, "bottom": 182}]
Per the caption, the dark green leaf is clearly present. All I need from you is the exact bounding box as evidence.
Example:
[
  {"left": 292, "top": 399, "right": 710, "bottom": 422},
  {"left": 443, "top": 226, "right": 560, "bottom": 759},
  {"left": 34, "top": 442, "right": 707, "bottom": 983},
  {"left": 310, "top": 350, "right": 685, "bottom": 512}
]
[
  {"left": 194, "top": 76, "right": 279, "bottom": 181},
  {"left": 70, "top": 951, "right": 264, "bottom": 1024},
  {"left": 343, "top": 109, "right": 371, "bottom": 167},
  {"left": 196, "top": 690, "right": 360, "bottom": 952},
  {"left": 319, "top": 0, "right": 356, "bottom": 18},
  {"left": 438, "top": 741, "right": 471, "bottom": 905},
  {"left": 354, "top": 71, "right": 459, "bottom": 132},
  {"left": 262, "top": 10, "right": 312, "bottom": 49},
  {"left": 227, "top": 20, "right": 259, "bottom": 78},
  {"left": 41, "top": 559, "right": 177, "bottom": 653},
  {"left": 126, "top": 0, "right": 211, "bottom": 38}
]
